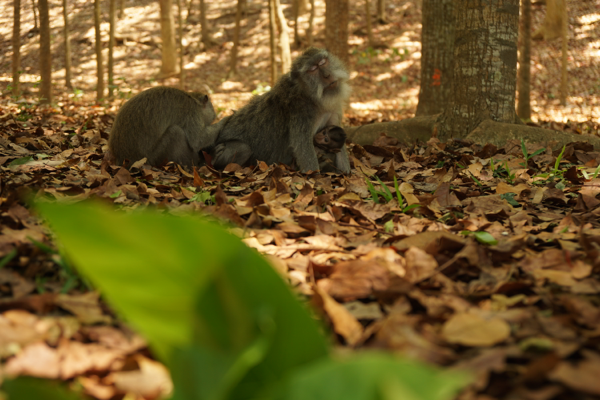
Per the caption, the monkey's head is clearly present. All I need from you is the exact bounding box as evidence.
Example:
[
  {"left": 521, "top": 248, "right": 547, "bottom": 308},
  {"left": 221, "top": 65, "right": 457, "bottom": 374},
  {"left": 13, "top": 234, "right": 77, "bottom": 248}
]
[
  {"left": 292, "top": 48, "right": 351, "bottom": 108},
  {"left": 190, "top": 92, "right": 217, "bottom": 125}
]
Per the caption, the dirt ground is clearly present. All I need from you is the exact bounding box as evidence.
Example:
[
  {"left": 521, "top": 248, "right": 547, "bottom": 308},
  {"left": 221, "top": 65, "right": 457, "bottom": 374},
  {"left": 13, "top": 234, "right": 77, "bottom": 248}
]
[{"left": 0, "top": 0, "right": 598, "bottom": 132}]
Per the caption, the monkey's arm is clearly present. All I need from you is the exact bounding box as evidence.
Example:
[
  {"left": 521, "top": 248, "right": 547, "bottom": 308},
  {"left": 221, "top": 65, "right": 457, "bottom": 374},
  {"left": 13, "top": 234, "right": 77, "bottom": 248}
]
[
  {"left": 290, "top": 117, "right": 320, "bottom": 173},
  {"left": 324, "top": 114, "right": 351, "bottom": 174}
]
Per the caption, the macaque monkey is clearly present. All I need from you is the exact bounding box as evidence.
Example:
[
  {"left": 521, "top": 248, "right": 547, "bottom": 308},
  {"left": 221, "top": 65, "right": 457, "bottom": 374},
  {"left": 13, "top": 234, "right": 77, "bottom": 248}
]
[
  {"left": 109, "top": 86, "right": 216, "bottom": 167},
  {"left": 314, "top": 125, "right": 347, "bottom": 172},
  {"left": 204, "top": 48, "right": 352, "bottom": 174}
]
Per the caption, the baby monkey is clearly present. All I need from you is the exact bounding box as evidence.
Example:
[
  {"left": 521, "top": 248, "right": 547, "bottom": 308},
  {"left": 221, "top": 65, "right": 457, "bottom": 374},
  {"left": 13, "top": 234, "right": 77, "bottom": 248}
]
[
  {"left": 109, "top": 86, "right": 216, "bottom": 167},
  {"left": 313, "top": 125, "right": 347, "bottom": 173},
  {"left": 204, "top": 48, "right": 352, "bottom": 174}
]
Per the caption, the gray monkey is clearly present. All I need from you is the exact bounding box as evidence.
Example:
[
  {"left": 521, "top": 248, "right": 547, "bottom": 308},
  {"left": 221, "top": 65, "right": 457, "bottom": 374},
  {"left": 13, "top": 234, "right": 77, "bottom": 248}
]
[
  {"left": 109, "top": 86, "right": 216, "bottom": 167},
  {"left": 204, "top": 48, "right": 352, "bottom": 174}
]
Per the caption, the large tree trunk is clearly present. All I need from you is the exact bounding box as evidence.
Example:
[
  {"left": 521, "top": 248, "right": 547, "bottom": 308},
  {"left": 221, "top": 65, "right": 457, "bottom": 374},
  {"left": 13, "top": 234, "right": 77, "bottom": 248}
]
[
  {"left": 269, "top": 0, "right": 277, "bottom": 86},
  {"left": 517, "top": 0, "right": 531, "bottom": 120},
  {"left": 532, "top": 0, "right": 565, "bottom": 41},
  {"left": 39, "top": 0, "right": 52, "bottom": 104},
  {"left": 274, "top": 0, "right": 291, "bottom": 74},
  {"left": 108, "top": 0, "right": 116, "bottom": 97},
  {"left": 416, "top": 0, "right": 454, "bottom": 116},
  {"left": 62, "top": 0, "right": 73, "bottom": 89},
  {"left": 438, "top": 0, "right": 519, "bottom": 140},
  {"left": 12, "top": 0, "right": 21, "bottom": 96},
  {"left": 228, "top": 0, "right": 243, "bottom": 77},
  {"left": 325, "top": 0, "right": 349, "bottom": 66},
  {"left": 93, "top": 0, "right": 104, "bottom": 101},
  {"left": 159, "top": 0, "right": 179, "bottom": 77}
]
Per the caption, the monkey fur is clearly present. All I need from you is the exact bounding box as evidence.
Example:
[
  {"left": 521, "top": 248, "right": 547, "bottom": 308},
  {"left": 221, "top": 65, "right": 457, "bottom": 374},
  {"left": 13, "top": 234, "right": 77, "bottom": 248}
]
[
  {"left": 313, "top": 125, "right": 347, "bottom": 173},
  {"left": 204, "top": 48, "right": 352, "bottom": 174},
  {"left": 109, "top": 86, "right": 216, "bottom": 167}
]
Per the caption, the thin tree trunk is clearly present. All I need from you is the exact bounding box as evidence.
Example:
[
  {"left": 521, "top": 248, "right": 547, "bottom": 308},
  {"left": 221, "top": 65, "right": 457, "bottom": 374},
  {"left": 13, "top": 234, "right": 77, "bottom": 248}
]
[
  {"left": 307, "top": 0, "right": 315, "bottom": 46},
  {"left": 376, "top": 0, "right": 386, "bottom": 24},
  {"left": 177, "top": 0, "right": 185, "bottom": 88},
  {"left": 559, "top": 1, "right": 568, "bottom": 105},
  {"left": 533, "top": 0, "right": 565, "bottom": 41},
  {"left": 159, "top": 0, "right": 179, "bottom": 76},
  {"left": 38, "top": 0, "right": 52, "bottom": 104},
  {"left": 108, "top": 0, "right": 116, "bottom": 97},
  {"left": 416, "top": 0, "right": 454, "bottom": 116},
  {"left": 199, "top": 0, "right": 212, "bottom": 49},
  {"left": 274, "top": 0, "right": 291, "bottom": 74},
  {"left": 325, "top": 0, "right": 349, "bottom": 66},
  {"left": 269, "top": 0, "right": 277, "bottom": 86},
  {"left": 94, "top": 0, "right": 104, "bottom": 101},
  {"left": 293, "top": 0, "right": 299, "bottom": 47},
  {"left": 365, "top": 0, "right": 373, "bottom": 47},
  {"left": 439, "top": 0, "right": 519, "bottom": 140},
  {"left": 62, "top": 0, "right": 72, "bottom": 89},
  {"left": 187, "top": 0, "right": 194, "bottom": 19},
  {"left": 118, "top": 0, "right": 124, "bottom": 18},
  {"left": 228, "top": 0, "right": 243, "bottom": 77},
  {"left": 31, "top": 0, "right": 38, "bottom": 30},
  {"left": 517, "top": 0, "right": 531, "bottom": 120},
  {"left": 12, "top": 0, "right": 21, "bottom": 96}
]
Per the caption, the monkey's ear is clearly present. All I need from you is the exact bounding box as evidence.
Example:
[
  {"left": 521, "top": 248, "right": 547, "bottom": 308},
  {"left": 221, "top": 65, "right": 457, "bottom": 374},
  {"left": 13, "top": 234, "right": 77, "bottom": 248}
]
[{"left": 200, "top": 94, "right": 209, "bottom": 105}]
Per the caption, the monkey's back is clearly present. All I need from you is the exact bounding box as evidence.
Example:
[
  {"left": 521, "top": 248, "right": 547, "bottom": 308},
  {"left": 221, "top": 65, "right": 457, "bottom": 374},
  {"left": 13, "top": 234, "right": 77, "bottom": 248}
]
[
  {"left": 216, "top": 75, "right": 320, "bottom": 166},
  {"left": 109, "top": 87, "right": 210, "bottom": 165}
]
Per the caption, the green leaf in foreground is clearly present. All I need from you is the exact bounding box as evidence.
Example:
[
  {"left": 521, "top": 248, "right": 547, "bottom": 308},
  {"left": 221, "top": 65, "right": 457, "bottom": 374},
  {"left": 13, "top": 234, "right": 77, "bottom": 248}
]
[
  {"left": 9, "top": 156, "right": 33, "bottom": 167},
  {"left": 2, "top": 377, "right": 82, "bottom": 400},
  {"left": 36, "top": 201, "right": 328, "bottom": 400},
  {"left": 280, "top": 353, "right": 470, "bottom": 400}
]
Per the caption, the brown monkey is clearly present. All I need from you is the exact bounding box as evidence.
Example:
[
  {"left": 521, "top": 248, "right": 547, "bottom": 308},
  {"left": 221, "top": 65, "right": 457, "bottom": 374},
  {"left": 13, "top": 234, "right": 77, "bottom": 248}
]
[
  {"left": 109, "top": 86, "right": 216, "bottom": 167},
  {"left": 204, "top": 48, "right": 351, "bottom": 174}
]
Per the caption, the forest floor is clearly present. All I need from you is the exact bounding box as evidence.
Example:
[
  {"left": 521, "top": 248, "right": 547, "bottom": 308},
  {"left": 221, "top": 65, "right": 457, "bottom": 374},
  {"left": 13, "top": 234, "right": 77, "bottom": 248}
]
[{"left": 1, "top": 1, "right": 600, "bottom": 400}]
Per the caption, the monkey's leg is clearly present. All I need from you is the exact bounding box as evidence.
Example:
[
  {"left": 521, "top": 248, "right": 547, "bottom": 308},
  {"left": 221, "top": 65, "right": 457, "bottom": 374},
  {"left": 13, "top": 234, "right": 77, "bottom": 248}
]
[
  {"left": 334, "top": 146, "right": 351, "bottom": 174},
  {"left": 212, "top": 140, "right": 253, "bottom": 170},
  {"left": 150, "top": 125, "right": 199, "bottom": 166}
]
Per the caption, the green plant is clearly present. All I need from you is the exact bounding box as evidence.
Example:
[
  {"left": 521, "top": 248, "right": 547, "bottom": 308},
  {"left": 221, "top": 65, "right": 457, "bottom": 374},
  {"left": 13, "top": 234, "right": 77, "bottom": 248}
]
[
  {"left": 519, "top": 138, "right": 546, "bottom": 169},
  {"left": 12, "top": 201, "right": 470, "bottom": 400}
]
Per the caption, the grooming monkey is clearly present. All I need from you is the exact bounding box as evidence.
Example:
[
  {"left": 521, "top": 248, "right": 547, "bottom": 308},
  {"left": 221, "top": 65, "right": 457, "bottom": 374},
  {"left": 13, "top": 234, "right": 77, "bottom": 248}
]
[
  {"left": 204, "top": 48, "right": 352, "bottom": 174},
  {"left": 109, "top": 86, "right": 216, "bottom": 167}
]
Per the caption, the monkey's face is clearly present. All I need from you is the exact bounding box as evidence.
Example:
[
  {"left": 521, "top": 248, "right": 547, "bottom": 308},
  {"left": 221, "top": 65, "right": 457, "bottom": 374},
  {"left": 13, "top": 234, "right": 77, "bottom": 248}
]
[{"left": 295, "top": 48, "right": 350, "bottom": 103}]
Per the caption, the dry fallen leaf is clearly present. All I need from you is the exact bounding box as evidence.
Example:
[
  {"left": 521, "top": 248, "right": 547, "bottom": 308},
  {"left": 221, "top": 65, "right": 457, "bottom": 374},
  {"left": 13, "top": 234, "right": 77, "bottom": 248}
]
[{"left": 442, "top": 313, "right": 511, "bottom": 347}]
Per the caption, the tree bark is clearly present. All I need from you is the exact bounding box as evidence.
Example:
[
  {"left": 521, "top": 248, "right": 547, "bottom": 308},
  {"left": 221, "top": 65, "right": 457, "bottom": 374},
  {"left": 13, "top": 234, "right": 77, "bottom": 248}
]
[
  {"left": 199, "top": 0, "right": 212, "bottom": 49},
  {"left": 186, "top": 0, "right": 194, "bottom": 19},
  {"left": 438, "top": 0, "right": 519, "bottom": 140},
  {"left": 108, "top": 0, "right": 116, "bottom": 97},
  {"left": 416, "top": 0, "right": 454, "bottom": 116},
  {"left": 517, "top": 0, "right": 531, "bottom": 120},
  {"left": 62, "top": 0, "right": 73, "bottom": 89},
  {"left": 159, "top": 0, "right": 179, "bottom": 77},
  {"left": 274, "top": 0, "right": 291, "bottom": 74},
  {"left": 93, "top": 0, "right": 104, "bottom": 101},
  {"left": 365, "top": 0, "right": 373, "bottom": 47},
  {"left": 269, "top": 0, "right": 277, "bottom": 86},
  {"left": 12, "top": 0, "right": 21, "bottom": 96},
  {"left": 228, "top": 0, "right": 243, "bottom": 77},
  {"left": 118, "top": 0, "right": 124, "bottom": 18},
  {"left": 307, "top": 0, "right": 315, "bottom": 47},
  {"left": 38, "top": 0, "right": 52, "bottom": 104},
  {"left": 325, "top": 0, "right": 349, "bottom": 66},
  {"left": 177, "top": 0, "right": 185, "bottom": 88},
  {"left": 376, "top": 0, "right": 387, "bottom": 24},
  {"left": 559, "top": 1, "right": 568, "bottom": 105}
]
